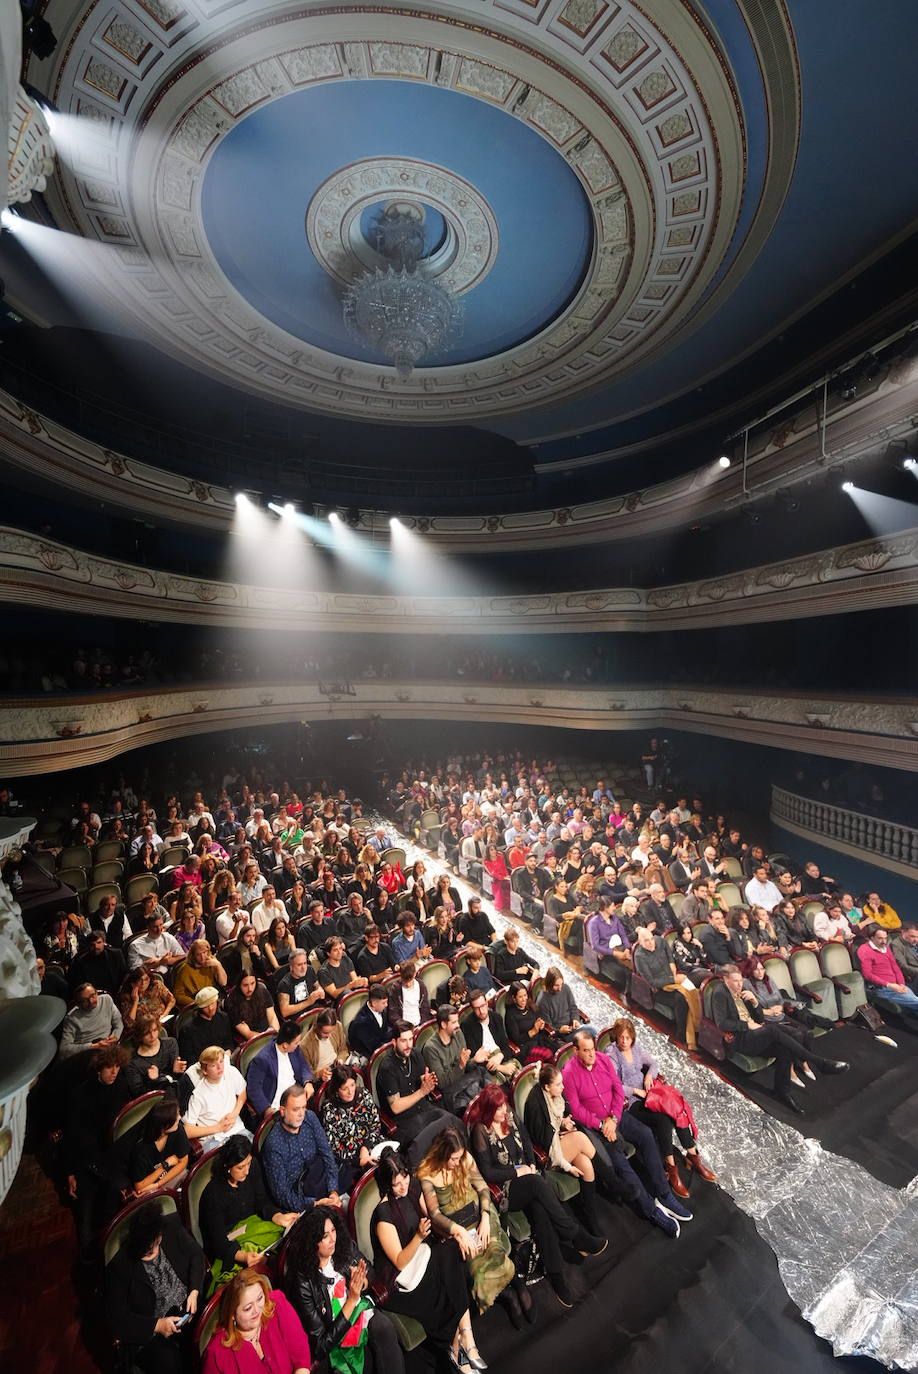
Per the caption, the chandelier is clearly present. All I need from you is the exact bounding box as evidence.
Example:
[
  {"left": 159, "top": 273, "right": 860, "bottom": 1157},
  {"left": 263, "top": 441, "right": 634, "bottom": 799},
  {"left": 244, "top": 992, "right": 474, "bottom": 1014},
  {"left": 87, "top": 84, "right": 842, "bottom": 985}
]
[{"left": 343, "top": 204, "right": 463, "bottom": 381}]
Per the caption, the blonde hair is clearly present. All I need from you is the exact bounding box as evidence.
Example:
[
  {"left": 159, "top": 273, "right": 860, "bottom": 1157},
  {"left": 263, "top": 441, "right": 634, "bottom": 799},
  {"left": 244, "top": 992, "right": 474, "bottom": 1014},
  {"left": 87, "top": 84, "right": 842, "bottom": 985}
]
[
  {"left": 199, "top": 1045, "right": 225, "bottom": 1068},
  {"left": 219, "top": 1269, "right": 276, "bottom": 1351}
]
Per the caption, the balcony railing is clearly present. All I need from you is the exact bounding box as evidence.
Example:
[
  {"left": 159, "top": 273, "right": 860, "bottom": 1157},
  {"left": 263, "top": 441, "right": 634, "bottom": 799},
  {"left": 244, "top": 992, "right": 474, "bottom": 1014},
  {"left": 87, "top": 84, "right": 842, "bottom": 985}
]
[{"left": 770, "top": 785, "right": 918, "bottom": 870}]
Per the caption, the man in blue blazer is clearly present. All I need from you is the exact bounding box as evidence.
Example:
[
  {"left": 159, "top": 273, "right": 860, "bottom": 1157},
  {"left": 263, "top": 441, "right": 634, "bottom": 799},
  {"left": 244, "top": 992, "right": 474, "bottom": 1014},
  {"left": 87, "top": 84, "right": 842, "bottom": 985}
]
[{"left": 245, "top": 1019, "right": 313, "bottom": 1120}]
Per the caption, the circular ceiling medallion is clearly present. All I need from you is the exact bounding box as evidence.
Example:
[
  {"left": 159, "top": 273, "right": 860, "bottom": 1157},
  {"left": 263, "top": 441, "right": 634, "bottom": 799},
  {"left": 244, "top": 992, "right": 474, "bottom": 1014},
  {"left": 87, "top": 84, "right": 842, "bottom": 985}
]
[{"left": 306, "top": 157, "right": 499, "bottom": 295}]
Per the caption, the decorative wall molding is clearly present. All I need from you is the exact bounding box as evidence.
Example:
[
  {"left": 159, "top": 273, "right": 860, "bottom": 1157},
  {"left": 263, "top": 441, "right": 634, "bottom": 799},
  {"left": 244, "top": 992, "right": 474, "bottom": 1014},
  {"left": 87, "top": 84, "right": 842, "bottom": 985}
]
[
  {"left": 770, "top": 785, "right": 918, "bottom": 880},
  {"left": 0, "top": 348, "right": 915, "bottom": 548},
  {"left": 31, "top": 0, "right": 769, "bottom": 421},
  {"left": 2, "top": 522, "right": 918, "bottom": 633},
  {"left": 2, "top": 680, "right": 918, "bottom": 776},
  {"left": 7, "top": 88, "right": 55, "bottom": 205}
]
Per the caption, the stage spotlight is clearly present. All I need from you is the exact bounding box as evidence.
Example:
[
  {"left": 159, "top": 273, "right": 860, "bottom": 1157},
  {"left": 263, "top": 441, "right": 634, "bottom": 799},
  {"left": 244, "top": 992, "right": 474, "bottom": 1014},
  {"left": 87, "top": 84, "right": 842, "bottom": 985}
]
[
  {"left": 718, "top": 455, "right": 731, "bottom": 469},
  {"left": 841, "top": 481, "right": 854, "bottom": 492},
  {"left": 328, "top": 510, "right": 340, "bottom": 524},
  {"left": 234, "top": 492, "right": 250, "bottom": 506},
  {"left": 904, "top": 458, "right": 917, "bottom": 472},
  {"left": 282, "top": 503, "right": 296, "bottom": 517},
  {"left": 389, "top": 516, "right": 402, "bottom": 529}
]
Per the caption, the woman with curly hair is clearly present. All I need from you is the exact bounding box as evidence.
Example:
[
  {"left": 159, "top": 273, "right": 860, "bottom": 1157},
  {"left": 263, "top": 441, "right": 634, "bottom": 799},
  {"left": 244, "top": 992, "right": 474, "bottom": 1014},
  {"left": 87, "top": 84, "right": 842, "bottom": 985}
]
[
  {"left": 283, "top": 1204, "right": 404, "bottom": 1374},
  {"left": 319, "top": 1063, "right": 386, "bottom": 1194},
  {"left": 119, "top": 966, "right": 175, "bottom": 1037}
]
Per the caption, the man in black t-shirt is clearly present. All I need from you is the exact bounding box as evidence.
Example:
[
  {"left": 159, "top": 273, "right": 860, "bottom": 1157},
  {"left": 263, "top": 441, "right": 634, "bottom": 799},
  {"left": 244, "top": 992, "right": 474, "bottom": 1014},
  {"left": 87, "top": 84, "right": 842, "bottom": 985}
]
[
  {"left": 297, "top": 902, "right": 336, "bottom": 955},
  {"left": 177, "top": 986, "right": 234, "bottom": 1063},
  {"left": 375, "top": 1021, "right": 458, "bottom": 1164},
  {"left": 457, "top": 896, "right": 494, "bottom": 948},
  {"left": 355, "top": 924, "right": 398, "bottom": 984},
  {"left": 277, "top": 949, "right": 325, "bottom": 1018}
]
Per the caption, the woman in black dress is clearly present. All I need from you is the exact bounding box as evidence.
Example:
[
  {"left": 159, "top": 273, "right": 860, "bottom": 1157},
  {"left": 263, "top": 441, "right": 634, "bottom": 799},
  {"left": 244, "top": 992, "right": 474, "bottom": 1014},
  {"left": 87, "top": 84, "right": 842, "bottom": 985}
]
[
  {"left": 199, "top": 1135, "right": 300, "bottom": 1286},
  {"left": 503, "top": 981, "right": 560, "bottom": 1060},
  {"left": 371, "top": 1147, "right": 478, "bottom": 1372}
]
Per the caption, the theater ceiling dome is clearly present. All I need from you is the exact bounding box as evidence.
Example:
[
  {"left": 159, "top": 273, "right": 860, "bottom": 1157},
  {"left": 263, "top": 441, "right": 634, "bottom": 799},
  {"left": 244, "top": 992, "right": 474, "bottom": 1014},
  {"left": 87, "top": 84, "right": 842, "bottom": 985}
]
[{"left": 30, "top": 0, "right": 800, "bottom": 429}]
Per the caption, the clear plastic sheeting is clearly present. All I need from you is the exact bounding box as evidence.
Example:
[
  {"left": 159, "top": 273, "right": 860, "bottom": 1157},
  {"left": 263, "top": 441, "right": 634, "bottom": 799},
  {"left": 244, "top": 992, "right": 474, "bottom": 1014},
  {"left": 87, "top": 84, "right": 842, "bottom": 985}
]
[{"left": 392, "top": 824, "right": 918, "bottom": 1369}]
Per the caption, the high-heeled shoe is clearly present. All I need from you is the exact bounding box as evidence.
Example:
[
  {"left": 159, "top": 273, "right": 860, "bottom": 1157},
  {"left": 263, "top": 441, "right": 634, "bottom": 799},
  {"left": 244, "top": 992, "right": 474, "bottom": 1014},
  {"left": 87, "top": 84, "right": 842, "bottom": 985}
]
[{"left": 460, "top": 1333, "right": 489, "bottom": 1371}]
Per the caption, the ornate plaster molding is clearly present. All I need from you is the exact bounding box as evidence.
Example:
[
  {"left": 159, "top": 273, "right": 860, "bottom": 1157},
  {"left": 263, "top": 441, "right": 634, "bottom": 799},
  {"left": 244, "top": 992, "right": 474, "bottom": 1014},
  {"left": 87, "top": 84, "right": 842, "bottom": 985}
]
[
  {"left": 7, "top": 88, "right": 55, "bottom": 205},
  {"left": 2, "top": 522, "right": 918, "bottom": 633},
  {"left": 30, "top": 0, "right": 769, "bottom": 421},
  {"left": 0, "top": 349, "right": 915, "bottom": 548},
  {"left": 2, "top": 681, "right": 917, "bottom": 777}
]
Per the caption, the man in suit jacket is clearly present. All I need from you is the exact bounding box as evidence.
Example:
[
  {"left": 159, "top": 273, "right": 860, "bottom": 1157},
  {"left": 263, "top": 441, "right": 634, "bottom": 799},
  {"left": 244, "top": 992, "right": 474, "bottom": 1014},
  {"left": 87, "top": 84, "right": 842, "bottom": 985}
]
[
  {"left": 668, "top": 855, "right": 701, "bottom": 891},
  {"left": 245, "top": 1020, "right": 314, "bottom": 1119},
  {"left": 348, "top": 986, "right": 392, "bottom": 1061},
  {"left": 638, "top": 884, "right": 678, "bottom": 935},
  {"left": 462, "top": 988, "right": 520, "bottom": 1082}
]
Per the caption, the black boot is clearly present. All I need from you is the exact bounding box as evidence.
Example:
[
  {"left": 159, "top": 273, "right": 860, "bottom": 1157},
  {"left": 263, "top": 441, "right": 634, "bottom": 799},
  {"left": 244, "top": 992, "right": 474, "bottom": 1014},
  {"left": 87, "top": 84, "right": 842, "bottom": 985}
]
[
  {"left": 513, "top": 1275, "right": 537, "bottom": 1325},
  {"left": 573, "top": 1226, "right": 608, "bottom": 1257},
  {"left": 577, "top": 1178, "right": 601, "bottom": 1235},
  {"left": 548, "top": 1271, "right": 575, "bottom": 1308},
  {"left": 500, "top": 1285, "right": 523, "bottom": 1329}
]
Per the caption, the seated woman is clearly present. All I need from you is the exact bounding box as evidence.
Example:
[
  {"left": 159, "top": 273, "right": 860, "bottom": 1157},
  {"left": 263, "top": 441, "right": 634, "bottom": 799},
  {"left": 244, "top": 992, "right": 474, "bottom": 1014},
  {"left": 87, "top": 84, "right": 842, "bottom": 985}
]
[
  {"left": 319, "top": 1063, "right": 386, "bottom": 1195},
  {"left": 504, "top": 981, "right": 560, "bottom": 1061},
  {"left": 261, "top": 916, "right": 296, "bottom": 974},
  {"left": 284, "top": 1204, "right": 405, "bottom": 1374},
  {"left": 301, "top": 1008, "right": 350, "bottom": 1083},
  {"left": 183, "top": 1046, "right": 249, "bottom": 1147},
  {"left": 173, "top": 905, "right": 206, "bottom": 955},
  {"left": 372, "top": 1147, "right": 479, "bottom": 1374},
  {"left": 536, "top": 966, "right": 597, "bottom": 1044},
  {"left": 225, "top": 974, "right": 279, "bottom": 1043},
  {"left": 523, "top": 1062, "right": 608, "bottom": 1233},
  {"left": 726, "top": 907, "right": 755, "bottom": 966},
  {"left": 606, "top": 1017, "right": 716, "bottom": 1197},
  {"left": 172, "top": 939, "right": 228, "bottom": 1010},
  {"left": 492, "top": 926, "right": 538, "bottom": 986},
  {"left": 377, "top": 860, "right": 405, "bottom": 896},
  {"left": 416, "top": 1127, "right": 518, "bottom": 1325},
  {"left": 773, "top": 898, "right": 820, "bottom": 953},
  {"left": 469, "top": 1084, "right": 605, "bottom": 1309},
  {"left": 199, "top": 1137, "right": 300, "bottom": 1290},
  {"left": 405, "top": 876, "right": 433, "bottom": 925},
  {"left": 202, "top": 1267, "right": 311, "bottom": 1374},
  {"left": 670, "top": 922, "right": 711, "bottom": 985},
  {"left": 424, "top": 906, "right": 463, "bottom": 962},
  {"left": 129, "top": 1094, "right": 190, "bottom": 1198},
  {"left": 743, "top": 958, "right": 817, "bottom": 1088},
  {"left": 120, "top": 967, "right": 175, "bottom": 1038},
  {"left": 129, "top": 840, "right": 161, "bottom": 879},
  {"left": 428, "top": 873, "right": 462, "bottom": 921},
  {"left": 105, "top": 1199, "right": 205, "bottom": 1374},
  {"left": 124, "top": 1015, "right": 186, "bottom": 1098},
  {"left": 749, "top": 906, "right": 785, "bottom": 958},
  {"left": 284, "top": 879, "right": 311, "bottom": 927}
]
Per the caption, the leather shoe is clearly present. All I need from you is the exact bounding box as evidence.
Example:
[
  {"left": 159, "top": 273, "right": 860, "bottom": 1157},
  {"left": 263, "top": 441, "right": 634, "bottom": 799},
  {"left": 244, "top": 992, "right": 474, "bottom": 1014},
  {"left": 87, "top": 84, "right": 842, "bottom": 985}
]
[
  {"left": 777, "top": 1091, "right": 805, "bottom": 1116},
  {"left": 819, "top": 1060, "right": 850, "bottom": 1074},
  {"left": 664, "top": 1161, "right": 690, "bottom": 1198},
  {"left": 686, "top": 1153, "right": 717, "bottom": 1183}
]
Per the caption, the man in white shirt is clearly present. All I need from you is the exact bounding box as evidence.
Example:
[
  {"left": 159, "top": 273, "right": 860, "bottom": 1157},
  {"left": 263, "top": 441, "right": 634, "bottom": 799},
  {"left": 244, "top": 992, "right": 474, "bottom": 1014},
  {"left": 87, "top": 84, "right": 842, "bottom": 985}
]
[
  {"left": 128, "top": 914, "right": 185, "bottom": 973},
  {"left": 631, "top": 834, "right": 653, "bottom": 869},
  {"left": 744, "top": 865, "right": 783, "bottom": 912},
  {"left": 250, "top": 887, "right": 285, "bottom": 935},
  {"left": 130, "top": 823, "right": 163, "bottom": 855},
  {"left": 245, "top": 807, "right": 267, "bottom": 838}
]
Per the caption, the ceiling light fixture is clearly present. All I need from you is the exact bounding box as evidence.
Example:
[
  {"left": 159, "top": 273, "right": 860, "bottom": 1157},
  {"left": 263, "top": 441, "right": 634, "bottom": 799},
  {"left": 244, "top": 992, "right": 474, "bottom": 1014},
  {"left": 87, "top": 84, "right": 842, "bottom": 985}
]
[{"left": 343, "top": 205, "right": 463, "bottom": 382}]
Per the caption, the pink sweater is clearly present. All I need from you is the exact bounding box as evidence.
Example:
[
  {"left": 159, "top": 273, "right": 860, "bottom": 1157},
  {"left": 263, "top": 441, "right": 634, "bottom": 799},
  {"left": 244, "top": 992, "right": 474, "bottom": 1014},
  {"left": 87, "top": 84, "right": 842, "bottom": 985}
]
[
  {"left": 202, "top": 1291, "right": 311, "bottom": 1374},
  {"left": 857, "top": 942, "right": 904, "bottom": 987}
]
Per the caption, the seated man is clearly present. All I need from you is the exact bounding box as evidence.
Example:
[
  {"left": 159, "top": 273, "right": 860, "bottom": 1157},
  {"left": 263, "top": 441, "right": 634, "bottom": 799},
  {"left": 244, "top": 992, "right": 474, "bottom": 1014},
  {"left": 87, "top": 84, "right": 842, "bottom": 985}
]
[
  {"left": 387, "top": 958, "right": 432, "bottom": 1027},
  {"left": 743, "top": 864, "right": 783, "bottom": 912},
  {"left": 562, "top": 1030, "right": 688, "bottom": 1236},
  {"left": 354, "top": 923, "right": 398, "bottom": 985},
  {"left": 462, "top": 987, "right": 520, "bottom": 1083},
  {"left": 348, "top": 985, "right": 392, "bottom": 1061},
  {"left": 632, "top": 926, "right": 699, "bottom": 1049},
  {"left": 65, "top": 1043, "right": 131, "bottom": 1260},
  {"left": 69, "top": 929, "right": 126, "bottom": 998},
  {"left": 89, "top": 892, "right": 132, "bottom": 952},
  {"left": 127, "top": 912, "right": 184, "bottom": 975},
  {"left": 710, "top": 963, "right": 848, "bottom": 1113},
  {"left": 699, "top": 909, "right": 732, "bottom": 967},
  {"left": 261, "top": 1083, "right": 339, "bottom": 1212},
  {"left": 246, "top": 1019, "right": 314, "bottom": 1120},
  {"left": 375, "top": 1020, "right": 458, "bottom": 1164},
  {"left": 59, "top": 983, "right": 124, "bottom": 1060},
  {"left": 276, "top": 948, "right": 325, "bottom": 1019},
  {"left": 317, "top": 935, "right": 367, "bottom": 1004},
  {"left": 422, "top": 1004, "right": 485, "bottom": 1115},
  {"left": 638, "top": 882, "right": 678, "bottom": 935},
  {"left": 336, "top": 891, "right": 371, "bottom": 952},
  {"left": 857, "top": 926, "right": 918, "bottom": 1016},
  {"left": 891, "top": 924, "right": 918, "bottom": 990},
  {"left": 390, "top": 912, "right": 430, "bottom": 964},
  {"left": 457, "top": 896, "right": 494, "bottom": 948},
  {"left": 679, "top": 881, "right": 714, "bottom": 926},
  {"left": 492, "top": 924, "right": 539, "bottom": 985},
  {"left": 296, "top": 900, "right": 337, "bottom": 955},
  {"left": 178, "top": 985, "right": 234, "bottom": 1064}
]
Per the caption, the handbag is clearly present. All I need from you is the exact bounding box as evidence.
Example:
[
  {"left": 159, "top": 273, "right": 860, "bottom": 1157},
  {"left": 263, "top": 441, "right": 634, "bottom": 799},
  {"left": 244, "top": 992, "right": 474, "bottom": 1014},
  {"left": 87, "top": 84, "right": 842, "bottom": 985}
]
[{"left": 395, "top": 1241, "right": 431, "bottom": 1292}]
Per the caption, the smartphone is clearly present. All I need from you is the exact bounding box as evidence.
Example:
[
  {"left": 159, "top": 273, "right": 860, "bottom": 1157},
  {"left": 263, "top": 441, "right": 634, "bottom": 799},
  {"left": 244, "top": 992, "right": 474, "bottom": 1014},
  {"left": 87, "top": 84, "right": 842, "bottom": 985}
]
[{"left": 173, "top": 1312, "right": 192, "bottom": 1329}]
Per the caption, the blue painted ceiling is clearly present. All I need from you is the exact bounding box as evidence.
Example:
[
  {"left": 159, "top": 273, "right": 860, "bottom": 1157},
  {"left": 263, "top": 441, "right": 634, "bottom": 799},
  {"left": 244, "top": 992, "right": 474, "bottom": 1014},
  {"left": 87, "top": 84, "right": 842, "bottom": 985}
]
[{"left": 201, "top": 81, "right": 593, "bottom": 367}]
